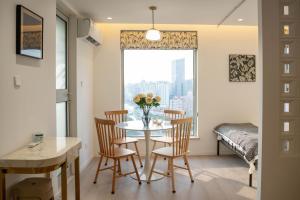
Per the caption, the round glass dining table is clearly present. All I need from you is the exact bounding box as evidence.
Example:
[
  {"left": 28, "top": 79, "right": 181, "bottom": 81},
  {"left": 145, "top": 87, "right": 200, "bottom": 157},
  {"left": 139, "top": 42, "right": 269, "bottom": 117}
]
[{"left": 116, "top": 120, "right": 172, "bottom": 182}]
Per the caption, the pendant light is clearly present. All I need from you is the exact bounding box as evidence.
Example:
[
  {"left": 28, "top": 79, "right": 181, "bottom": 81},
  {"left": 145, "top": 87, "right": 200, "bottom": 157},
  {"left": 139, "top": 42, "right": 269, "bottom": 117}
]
[{"left": 145, "top": 6, "right": 161, "bottom": 41}]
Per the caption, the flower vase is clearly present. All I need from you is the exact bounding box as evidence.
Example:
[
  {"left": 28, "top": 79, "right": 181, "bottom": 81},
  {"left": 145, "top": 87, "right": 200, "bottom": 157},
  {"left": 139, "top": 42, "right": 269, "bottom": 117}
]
[{"left": 142, "top": 111, "right": 151, "bottom": 127}]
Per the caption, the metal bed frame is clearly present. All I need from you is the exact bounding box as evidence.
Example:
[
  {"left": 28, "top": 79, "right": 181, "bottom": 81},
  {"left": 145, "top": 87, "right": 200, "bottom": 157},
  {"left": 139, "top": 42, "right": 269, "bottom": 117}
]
[{"left": 215, "top": 131, "right": 257, "bottom": 187}]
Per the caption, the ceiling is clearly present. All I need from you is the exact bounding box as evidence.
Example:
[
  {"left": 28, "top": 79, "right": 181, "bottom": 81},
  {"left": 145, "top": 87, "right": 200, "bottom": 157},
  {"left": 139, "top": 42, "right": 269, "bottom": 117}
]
[{"left": 62, "top": 0, "right": 258, "bottom": 26}]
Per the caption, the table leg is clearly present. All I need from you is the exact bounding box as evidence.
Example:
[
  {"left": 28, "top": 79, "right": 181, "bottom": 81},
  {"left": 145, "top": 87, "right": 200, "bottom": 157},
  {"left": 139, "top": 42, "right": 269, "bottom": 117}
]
[
  {"left": 45, "top": 172, "right": 51, "bottom": 178},
  {"left": 131, "top": 130, "right": 163, "bottom": 182},
  {"left": 0, "top": 169, "right": 6, "bottom": 200},
  {"left": 143, "top": 130, "right": 151, "bottom": 179},
  {"left": 61, "top": 162, "right": 67, "bottom": 200},
  {"left": 75, "top": 156, "right": 80, "bottom": 200}
]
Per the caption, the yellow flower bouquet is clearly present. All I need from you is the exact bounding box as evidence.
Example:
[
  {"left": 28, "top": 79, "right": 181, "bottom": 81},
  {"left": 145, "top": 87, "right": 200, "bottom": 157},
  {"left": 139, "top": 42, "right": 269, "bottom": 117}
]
[{"left": 133, "top": 93, "right": 161, "bottom": 127}]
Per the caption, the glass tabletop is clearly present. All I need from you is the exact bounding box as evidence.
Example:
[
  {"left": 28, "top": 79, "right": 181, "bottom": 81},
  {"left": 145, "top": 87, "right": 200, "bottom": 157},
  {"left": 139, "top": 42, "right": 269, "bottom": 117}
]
[{"left": 116, "top": 120, "right": 172, "bottom": 131}]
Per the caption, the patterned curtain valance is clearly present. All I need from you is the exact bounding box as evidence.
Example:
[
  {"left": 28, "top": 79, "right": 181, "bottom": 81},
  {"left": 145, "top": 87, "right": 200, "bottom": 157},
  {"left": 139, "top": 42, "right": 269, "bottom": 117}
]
[{"left": 120, "top": 30, "right": 198, "bottom": 49}]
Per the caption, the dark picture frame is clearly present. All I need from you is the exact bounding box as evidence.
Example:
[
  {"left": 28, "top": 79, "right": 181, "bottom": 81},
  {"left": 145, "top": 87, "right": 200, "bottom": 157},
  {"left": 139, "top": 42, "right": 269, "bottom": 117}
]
[
  {"left": 229, "top": 54, "right": 256, "bottom": 82},
  {"left": 16, "top": 5, "right": 43, "bottom": 59}
]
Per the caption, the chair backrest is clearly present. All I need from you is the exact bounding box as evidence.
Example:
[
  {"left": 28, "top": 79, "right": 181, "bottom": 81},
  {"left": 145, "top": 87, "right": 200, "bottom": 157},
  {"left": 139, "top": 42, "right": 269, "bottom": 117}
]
[
  {"left": 164, "top": 109, "right": 186, "bottom": 120},
  {"left": 95, "top": 118, "right": 116, "bottom": 157},
  {"left": 105, "top": 110, "right": 128, "bottom": 139},
  {"left": 171, "top": 118, "right": 193, "bottom": 156},
  {"left": 164, "top": 109, "right": 186, "bottom": 137}
]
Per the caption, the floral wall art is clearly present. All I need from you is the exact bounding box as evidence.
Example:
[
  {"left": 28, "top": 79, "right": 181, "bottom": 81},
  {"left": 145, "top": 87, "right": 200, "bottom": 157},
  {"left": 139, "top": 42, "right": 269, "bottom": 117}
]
[{"left": 229, "top": 54, "right": 256, "bottom": 82}]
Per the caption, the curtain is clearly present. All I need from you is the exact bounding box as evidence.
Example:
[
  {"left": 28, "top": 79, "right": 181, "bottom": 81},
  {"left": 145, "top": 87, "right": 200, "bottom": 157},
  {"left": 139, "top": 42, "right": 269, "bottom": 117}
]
[{"left": 120, "top": 30, "right": 198, "bottom": 49}]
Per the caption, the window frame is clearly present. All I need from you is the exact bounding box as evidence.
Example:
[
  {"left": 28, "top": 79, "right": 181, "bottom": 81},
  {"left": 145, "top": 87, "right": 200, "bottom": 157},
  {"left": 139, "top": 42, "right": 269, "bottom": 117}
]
[{"left": 121, "top": 49, "right": 198, "bottom": 137}]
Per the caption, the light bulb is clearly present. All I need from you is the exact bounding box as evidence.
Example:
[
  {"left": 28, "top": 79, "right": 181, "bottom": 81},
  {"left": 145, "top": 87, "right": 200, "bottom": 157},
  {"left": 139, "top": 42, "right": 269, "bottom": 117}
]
[{"left": 145, "top": 29, "right": 161, "bottom": 41}]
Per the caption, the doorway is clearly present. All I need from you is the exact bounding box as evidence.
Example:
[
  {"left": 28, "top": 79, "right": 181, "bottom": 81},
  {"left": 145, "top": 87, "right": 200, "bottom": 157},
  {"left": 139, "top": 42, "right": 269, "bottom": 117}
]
[{"left": 56, "top": 11, "right": 69, "bottom": 137}]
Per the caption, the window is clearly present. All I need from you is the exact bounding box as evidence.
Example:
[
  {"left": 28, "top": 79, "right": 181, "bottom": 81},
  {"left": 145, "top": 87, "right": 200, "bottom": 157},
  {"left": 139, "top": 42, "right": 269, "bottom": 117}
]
[{"left": 123, "top": 49, "right": 197, "bottom": 137}]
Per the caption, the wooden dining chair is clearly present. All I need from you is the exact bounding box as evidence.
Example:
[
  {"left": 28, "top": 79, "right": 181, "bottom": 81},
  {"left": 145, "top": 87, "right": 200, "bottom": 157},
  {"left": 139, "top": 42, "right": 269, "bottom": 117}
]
[
  {"left": 148, "top": 118, "right": 194, "bottom": 193},
  {"left": 150, "top": 109, "right": 186, "bottom": 155},
  {"left": 105, "top": 110, "right": 143, "bottom": 167},
  {"left": 94, "top": 118, "right": 141, "bottom": 194}
]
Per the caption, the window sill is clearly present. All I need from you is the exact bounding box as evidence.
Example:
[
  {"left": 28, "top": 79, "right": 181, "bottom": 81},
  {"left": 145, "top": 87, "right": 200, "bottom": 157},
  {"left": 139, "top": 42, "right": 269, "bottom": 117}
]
[{"left": 190, "top": 136, "right": 200, "bottom": 140}]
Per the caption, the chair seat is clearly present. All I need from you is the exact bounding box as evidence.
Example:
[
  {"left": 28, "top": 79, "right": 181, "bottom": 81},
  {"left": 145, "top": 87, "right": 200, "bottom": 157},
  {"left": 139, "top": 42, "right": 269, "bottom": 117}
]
[
  {"left": 100, "top": 147, "right": 136, "bottom": 158},
  {"left": 114, "top": 147, "right": 136, "bottom": 158},
  {"left": 151, "top": 136, "right": 173, "bottom": 144},
  {"left": 152, "top": 147, "right": 188, "bottom": 157},
  {"left": 113, "top": 137, "right": 138, "bottom": 145}
]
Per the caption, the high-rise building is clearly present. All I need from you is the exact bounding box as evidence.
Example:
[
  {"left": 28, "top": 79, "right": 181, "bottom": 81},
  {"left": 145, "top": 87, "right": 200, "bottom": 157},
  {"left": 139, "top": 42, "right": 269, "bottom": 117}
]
[
  {"left": 126, "top": 81, "right": 170, "bottom": 107},
  {"left": 171, "top": 58, "right": 185, "bottom": 97},
  {"left": 169, "top": 92, "right": 193, "bottom": 116}
]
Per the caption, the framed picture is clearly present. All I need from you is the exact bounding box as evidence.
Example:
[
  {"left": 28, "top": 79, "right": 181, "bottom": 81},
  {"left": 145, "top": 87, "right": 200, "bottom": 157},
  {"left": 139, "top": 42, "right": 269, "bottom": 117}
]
[
  {"left": 16, "top": 5, "right": 43, "bottom": 59},
  {"left": 229, "top": 54, "right": 256, "bottom": 82}
]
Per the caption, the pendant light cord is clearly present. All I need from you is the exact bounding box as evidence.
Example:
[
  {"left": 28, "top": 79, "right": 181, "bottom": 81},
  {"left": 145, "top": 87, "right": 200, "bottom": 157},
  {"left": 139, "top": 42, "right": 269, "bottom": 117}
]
[
  {"left": 152, "top": 9, "right": 155, "bottom": 29},
  {"left": 145, "top": 6, "right": 161, "bottom": 41}
]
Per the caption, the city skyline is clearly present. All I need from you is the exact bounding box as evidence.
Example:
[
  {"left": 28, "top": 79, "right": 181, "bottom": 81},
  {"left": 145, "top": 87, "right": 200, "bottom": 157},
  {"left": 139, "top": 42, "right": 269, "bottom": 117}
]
[
  {"left": 124, "top": 50, "right": 194, "bottom": 84},
  {"left": 123, "top": 50, "right": 195, "bottom": 136},
  {"left": 125, "top": 57, "right": 194, "bottom": 118}
]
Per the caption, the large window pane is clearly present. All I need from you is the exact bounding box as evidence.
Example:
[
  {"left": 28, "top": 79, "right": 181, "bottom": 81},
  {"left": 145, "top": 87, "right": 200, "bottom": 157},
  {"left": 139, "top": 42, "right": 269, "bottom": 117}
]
[
  {"left": 56, "top": 102, "right": 67, "bottom": 137},
  {"left": 123, "top": 50, "right": 196, "bottom": 137},
  {"left": 56, "top": 17, "right": 67, "bottom": 89}
]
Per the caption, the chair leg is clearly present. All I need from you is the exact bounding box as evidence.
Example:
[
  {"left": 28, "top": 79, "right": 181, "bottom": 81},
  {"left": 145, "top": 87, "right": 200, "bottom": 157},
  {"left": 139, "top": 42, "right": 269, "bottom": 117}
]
[
  {"left": 93, "top": 155, "right": 103, "bottom": 184},
  {"left": 134, "top": 142, "right": 143, "bottom": 167},
  {"left": 131, "top": 155, "right": 141, "bottom": 185},
  {"left": 147, "top": 154, "right": 158, "bottom": 184},
  {"left": 183, "top": 155, "right": 188, "bottom": 168},
  {"left": 126, "top": 144, "right": 129, "bottom": 161},
  {"left": 217, "top": 140, "right": 220, "bottom": 156},
  {"left": 184, "top": 155, "right": 194, "bottom": 183},
  {"left": 249, "top": 173, "right": 253, "bottom": 187},
  {"left": 111, "top": 159, "right": 117, "bottom": 194},
  {"left": 163, "top": 143, "right": 171, "bottom": 160},
  {"left": 104, "top": 157, "right": 109, "bottom": 166},
  {"left": 117, "top": 159, "right": 122, "bottom": 175},
  {"left": 170, "top": 158, "right": 176, "bottom": 193},
  {"left": 167, "top": 158, "right": 171, "bottom": 175},
  {"left": 151, "top": 141, "right": 156, "bottom": 158},
  {"left": 117, "top": 144, "right": 123, "bottom": 165}
]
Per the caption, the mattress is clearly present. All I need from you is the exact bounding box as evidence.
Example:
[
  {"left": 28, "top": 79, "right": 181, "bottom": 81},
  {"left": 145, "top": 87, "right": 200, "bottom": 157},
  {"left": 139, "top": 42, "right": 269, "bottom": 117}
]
[{"left": 214, "top": 123, "right": 258, "bottom": 162}]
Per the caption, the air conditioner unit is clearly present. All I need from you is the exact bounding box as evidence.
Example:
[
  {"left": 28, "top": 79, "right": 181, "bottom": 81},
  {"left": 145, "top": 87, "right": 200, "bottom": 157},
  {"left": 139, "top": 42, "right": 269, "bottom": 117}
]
[{"left": 77, "top": 18, "right": 102, "bottom": 46}]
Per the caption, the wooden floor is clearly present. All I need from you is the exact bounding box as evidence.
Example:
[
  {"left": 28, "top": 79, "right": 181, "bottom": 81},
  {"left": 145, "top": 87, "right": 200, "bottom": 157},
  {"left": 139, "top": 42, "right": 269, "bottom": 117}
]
[{"left": 67, "top": 155, "right": 257, "bottom": 200}]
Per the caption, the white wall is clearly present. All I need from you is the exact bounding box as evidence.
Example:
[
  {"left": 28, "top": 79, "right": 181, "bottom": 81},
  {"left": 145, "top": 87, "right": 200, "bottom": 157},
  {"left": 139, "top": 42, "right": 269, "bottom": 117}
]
[
  {"left": 0, "top": 1, "right": 96, "bottom": 195},
  {"left": 0, "top": 0, "right": 56, "bottom": 185},
  {"left": 0, "top": 0, "right": 56, "bottom": 154},
  {"left": 0, "top": 0, "right": 56, "bottom": 167},
  {"left": 93, "top": 23, "right": 259, "bottom": 155},
  {"left": 76, "top": 38, "right": 95, "bottom": 170}
]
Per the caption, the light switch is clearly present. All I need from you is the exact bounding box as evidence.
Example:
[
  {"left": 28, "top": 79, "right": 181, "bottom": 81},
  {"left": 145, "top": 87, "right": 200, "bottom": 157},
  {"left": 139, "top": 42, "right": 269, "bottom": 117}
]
[{"left": 14, "top": 75, "right": 22, "bottom": 87}]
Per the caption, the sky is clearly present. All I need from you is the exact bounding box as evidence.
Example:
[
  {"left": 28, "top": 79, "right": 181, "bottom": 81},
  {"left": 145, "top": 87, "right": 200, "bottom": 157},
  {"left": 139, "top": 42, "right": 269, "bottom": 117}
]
[{"left": 124, "top": 50, "right": 194, "bottom": 84}]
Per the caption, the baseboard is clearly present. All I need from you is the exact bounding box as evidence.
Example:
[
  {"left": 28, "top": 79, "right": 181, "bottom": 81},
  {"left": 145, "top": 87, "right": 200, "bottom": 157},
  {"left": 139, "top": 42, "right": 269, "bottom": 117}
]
[{"left": 80, "top": 155, "right": 94, "bottom": 173}]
